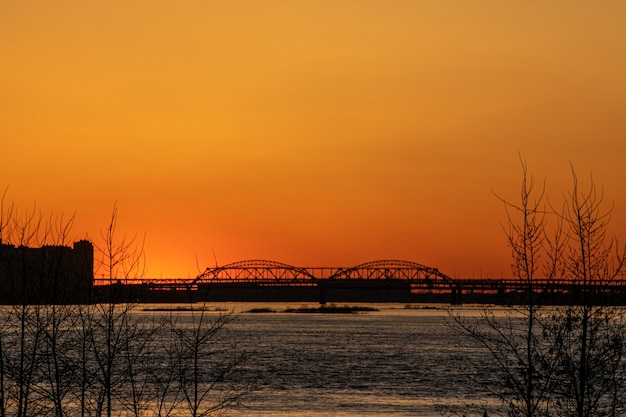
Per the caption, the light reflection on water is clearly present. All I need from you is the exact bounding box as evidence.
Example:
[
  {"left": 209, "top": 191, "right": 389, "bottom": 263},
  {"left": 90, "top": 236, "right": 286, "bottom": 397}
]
[{"left": 144, "top": 302, "right": 502, "bottom": 417}]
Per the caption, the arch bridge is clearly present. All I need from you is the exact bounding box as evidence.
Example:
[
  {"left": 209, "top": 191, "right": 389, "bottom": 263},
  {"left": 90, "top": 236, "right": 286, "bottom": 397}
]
[
  {"left": 195, "top": 260, "right": 317, "bottom": 286},
  {"left": 195, "top": 259, "right": 454, "bottom": 289}
]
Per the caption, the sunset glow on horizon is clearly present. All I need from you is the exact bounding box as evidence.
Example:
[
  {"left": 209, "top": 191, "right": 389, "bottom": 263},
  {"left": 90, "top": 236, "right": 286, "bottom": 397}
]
[{"left": 2, "top": 2, "right": 625, "bottom": 279}]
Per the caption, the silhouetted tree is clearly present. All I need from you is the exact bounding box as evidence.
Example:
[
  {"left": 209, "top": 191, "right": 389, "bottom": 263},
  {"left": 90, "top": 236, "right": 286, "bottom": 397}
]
[
  {"left": 93, "top": 202, "right": 146, "bottom": 284},
  {"left": 0, "top": 195, "right": 250, "bottom": 417},
  {"left": 451, "top": 157, "right": 560, "bottom": 416},
  {"left": 166, "top": 307, "right": 252, "bottom": 417},
  {"left": 545, "top": 167, "right": 626, "bottom": 417},
  {"left": 451, "top": 161, "right": 626, "bottom": 417}
]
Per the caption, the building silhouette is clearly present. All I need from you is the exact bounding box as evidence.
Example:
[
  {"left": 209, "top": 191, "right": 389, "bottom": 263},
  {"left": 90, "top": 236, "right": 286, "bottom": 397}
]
[{"left": 0, "top": 239, "right": 93, "bottom": 304}]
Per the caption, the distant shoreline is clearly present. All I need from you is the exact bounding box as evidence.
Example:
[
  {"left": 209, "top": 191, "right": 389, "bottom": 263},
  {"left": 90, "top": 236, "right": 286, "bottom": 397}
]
[{"left": 244, "top": 304, "right": 379, "bottom": 314}]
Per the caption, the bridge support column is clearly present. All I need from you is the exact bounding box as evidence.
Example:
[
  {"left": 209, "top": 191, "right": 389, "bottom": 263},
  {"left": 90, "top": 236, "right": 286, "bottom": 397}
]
[
  {"left": 318, "top": 281, "right": 327, "bottom": 305},
  {"left": 451, "top": 284, "right": 463, "bottom": 305},
  {"left": 497, "top": 287, "right": 505, "bottom": 305}
]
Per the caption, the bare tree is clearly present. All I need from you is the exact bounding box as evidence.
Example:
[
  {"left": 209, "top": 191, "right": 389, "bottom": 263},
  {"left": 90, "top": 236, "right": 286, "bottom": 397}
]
[
  {"left": 451, "top": 157, "right": 558, "bottom": 417},
  {"left": 8, "top": 203, "right": 46, "bottom": 417},
  {"left": 77, "top": 203, "right": 148, "bottom": 417},
  {"left": 0, "top": 187, "right": 14, "bottom": 246},
  {"left": 451, "top": 161, "right": 626, "bottom": 417},
  {"left": 0, "top": 196, "right": 75, "bottom": 417},
  {"left": 166, "top": 307, "right": 252, "bottom": 417},
  {"left": 0, "top": 195, "right": 250, "bottom": 417},
  {"left": 94, "top": 202, "right": 146, "bottom": 283},
  {"left": 545, "top": 167, "right": 626, "bottom": 417}
]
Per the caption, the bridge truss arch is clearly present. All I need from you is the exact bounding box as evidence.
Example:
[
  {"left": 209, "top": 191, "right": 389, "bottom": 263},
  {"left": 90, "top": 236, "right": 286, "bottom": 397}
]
[
  {"left": 328, "top": 260, "right": 454, "bottom": 288},
  {"left": 195, "top": 260, "right": 318, "bottom": 286},
  {"left": 195, "top": 259, "right": 455, "bottom": 289}
]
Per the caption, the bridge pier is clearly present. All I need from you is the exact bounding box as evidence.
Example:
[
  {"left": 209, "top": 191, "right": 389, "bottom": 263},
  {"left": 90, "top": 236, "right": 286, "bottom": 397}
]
[
  {"left": 318, "top": 281, "right": 327, "bottom": 305},
  {"left": 451, "top": 284, "right": 463, "bottom": 305}
]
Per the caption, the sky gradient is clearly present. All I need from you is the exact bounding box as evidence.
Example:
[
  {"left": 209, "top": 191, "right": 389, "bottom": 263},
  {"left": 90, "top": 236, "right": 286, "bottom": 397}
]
[{"left": 2, "top": 1, "right": 625, "bottom": 278}]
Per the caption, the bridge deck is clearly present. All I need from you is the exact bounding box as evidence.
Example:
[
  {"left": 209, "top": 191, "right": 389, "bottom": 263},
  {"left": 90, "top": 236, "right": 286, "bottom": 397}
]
[{"left": 91, "top": 259, "right": 626, "bottom": 303}]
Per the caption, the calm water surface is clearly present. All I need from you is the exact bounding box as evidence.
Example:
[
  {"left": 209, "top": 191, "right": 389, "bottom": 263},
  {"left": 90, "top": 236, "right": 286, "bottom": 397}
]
[{"left": 179, "top": 303, "right": 501, "bottom": 417}]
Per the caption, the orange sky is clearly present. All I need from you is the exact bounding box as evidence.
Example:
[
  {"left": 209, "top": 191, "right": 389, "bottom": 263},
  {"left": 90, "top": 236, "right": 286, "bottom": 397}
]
[{"left": 1, "top": 1, "right": 625, "bottom": 279}]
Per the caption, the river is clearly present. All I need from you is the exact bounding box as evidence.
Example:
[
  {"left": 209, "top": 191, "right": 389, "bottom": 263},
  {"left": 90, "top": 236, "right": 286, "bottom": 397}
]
[{"left": 163, "top": 302, "right": 503, "bottom": 417}]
